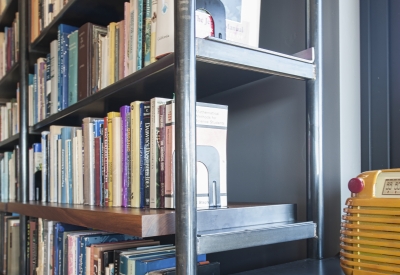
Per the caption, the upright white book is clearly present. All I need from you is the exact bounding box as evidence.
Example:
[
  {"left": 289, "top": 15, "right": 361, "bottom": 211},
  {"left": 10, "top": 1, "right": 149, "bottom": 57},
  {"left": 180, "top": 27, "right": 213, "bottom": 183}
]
[
  {"left": 76, "top": 129, "right": 84, "bottom": 204},
  {"left": 50, "top": 40, "right": 58, "bottom": 115},
  {"left": 112, "top": 116, "right": 122, "bottom": 207},
  {"left": 155, "top": 0, "right": 174, "bottom": 59},
  {"left": 49, "top": 125, "right": 64, "bottom": 203},
  {"left": 41, "top": 131, "right": 50, "bottom": 203},
  {"left": 57, "top": 138, "right": 62, "bottom": 202},
  {"left": 29, "top": 147, "right": 34, "bottom": 201},
  {"left": 150, "top": 97, "right": 169, "bottom": 208}
]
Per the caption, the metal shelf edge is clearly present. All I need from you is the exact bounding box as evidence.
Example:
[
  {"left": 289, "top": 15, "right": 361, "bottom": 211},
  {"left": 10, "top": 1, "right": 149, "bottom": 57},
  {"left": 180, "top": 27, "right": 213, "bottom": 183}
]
[{"left": 197, "top": 221, "right": 316, "bottom": 254}]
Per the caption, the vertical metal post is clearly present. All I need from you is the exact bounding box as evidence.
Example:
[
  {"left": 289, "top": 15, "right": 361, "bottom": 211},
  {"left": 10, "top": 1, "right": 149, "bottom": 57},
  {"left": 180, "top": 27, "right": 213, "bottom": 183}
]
[
  {"left": 306, "top": 0, "right": 324, "bottom": 259},
  {"left": 19, "top": 0, "right": 29, "bottom": 273},
  {"left": 174, "top": 0, "right": 197, "bottom": 274}
]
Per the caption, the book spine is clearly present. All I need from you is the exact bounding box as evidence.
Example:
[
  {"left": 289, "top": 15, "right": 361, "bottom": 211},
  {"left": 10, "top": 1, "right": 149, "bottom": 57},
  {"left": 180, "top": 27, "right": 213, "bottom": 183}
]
[
  {"left": 119, "top": 20, "right": 124, "bottom": 80},
  {"left": 129, "top": 0, "right": 138, "bottom": 74},
  {"left": 50, "top": 40, "right": 58, "bottom": 115},
  {"left": 49, "top": 129, "right": 60, "bottom": 203},
  {"left": 114, "top": 23, "right": 119, "bottom": 82},
  {"left": 67, "top": 139, "right": 73, "bottom": 204},
  {"left": 33, "top": 64, "right": 38, "bottom": 124},
  {"left": 137, "top": 0, "right": 143, "bottom": 70},
  {"left": 155, "top": 0, "right": 174, "bottom": 58},
  {"left": 68, "top": 30, "right": 78, "bottom": 106},
  {"left": 159, "top": 104, "right": 166, "bottom": 208},
  {"left": 108, "top": 23, "right": 115, "bottom": 85},
  {"left": 103, "top": 118, "right": 109, "bottom": 206},
  {"left": 41, "top": 132, "right": 49, "bottom": 203},
  {"left": 143, "top": 102, "right": 151, "bottom": 207},
  {"left": 126, "top": 110, "right": 131, "bottom": 207},
  {"left": 130, "top": 102, "right": 140, "bottom": 207},
  {"left": 45, "top": 53, "right": 51, "bottom": 117},
  {"left": 120, "top": 106, "right": 130, "bottom": 207},
  {"left": 61, "top": 129, "right": 66, "bottom": 204},
  {"left": 144, "top": 0, "right": 151, "bottom": 66},
  {"left": 100, "top": 124, "right": 105, "bottom": 206},
  {"left": 57, "top": 27, "right": 62, "bottom": 112},
  {"left": 139, "top": 103, "right": 145, "bottom": 207},
  {"left": 94, "top": 137, "right": 101, "bottom": 206},
  {"left": 26, "top": 218, "right": 30, "bottom": 275},
  {"left": 112, "top": 116, "right": 122, "bottom": 207},
  {"left": 83, "top": 120, "right": 94, "bottom": 205},
  {"left": 61, "top": 31, "right": 69, "bottom": 109},
  {"left": 150, "top": 0, "right": 157, "bottom": 63},
  {"left": 165, "top": 101, "right": 174, "bottom": 208},
  {"left": 124, "top": 2, "right": 130, "bottom": 77},
  {"left": 77, "top": 23, "right": 91, "bottom": 101},
  {"left": 77, "top": 129, "right": 84, "bottom": 204}
]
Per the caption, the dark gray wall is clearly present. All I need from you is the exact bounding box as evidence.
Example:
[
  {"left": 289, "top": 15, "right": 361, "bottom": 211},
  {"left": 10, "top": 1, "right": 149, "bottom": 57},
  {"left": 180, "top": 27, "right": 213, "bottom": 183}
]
[{"left": 200, "top": 0, "right": 341, "bottom": 273}]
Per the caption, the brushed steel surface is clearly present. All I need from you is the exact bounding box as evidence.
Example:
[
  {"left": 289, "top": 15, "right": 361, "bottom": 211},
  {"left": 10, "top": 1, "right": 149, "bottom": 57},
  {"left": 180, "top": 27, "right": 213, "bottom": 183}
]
[{"left": 197, "top": 221, "right": 316, "bottom": 254}]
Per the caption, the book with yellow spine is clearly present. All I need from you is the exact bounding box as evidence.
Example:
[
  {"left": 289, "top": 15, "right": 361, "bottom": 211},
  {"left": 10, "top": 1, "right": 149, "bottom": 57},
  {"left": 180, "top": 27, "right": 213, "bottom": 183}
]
[
  {"left": 130, "top": 101, "right": 142, "bottom": 207},
  {"left": 107, "top": 111, "right": 120, "bottom": 207}
]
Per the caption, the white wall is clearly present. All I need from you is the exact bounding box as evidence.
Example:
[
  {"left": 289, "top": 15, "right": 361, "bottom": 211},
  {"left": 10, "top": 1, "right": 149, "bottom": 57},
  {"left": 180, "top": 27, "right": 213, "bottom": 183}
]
[{"left": 339, "top": 0, "right": 361, "bottom": 210}]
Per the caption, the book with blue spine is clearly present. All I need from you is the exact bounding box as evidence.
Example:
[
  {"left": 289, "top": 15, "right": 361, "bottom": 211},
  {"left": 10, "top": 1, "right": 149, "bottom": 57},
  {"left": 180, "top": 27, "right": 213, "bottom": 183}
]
[
  {"left": 58, "top": 24, "right": 78, "bottom": 111},
  {"left": 78, "top": 233, "right": 139, "bottom": 275},
  {"left": 120, "top": 105, "right": 130, "bottom": 207},
  {"left": 119, "top": 250, "right": 175, "bottom": 275},
  {"left": 41, "top": 131, "right": 50, "bottom": 203},
  {"left": 60, "top": 127, "right": 72, "bottom": 204},
  {"left": 33, "top": 63, "right": 38, "bottom": 124},
  {"left": 144, "top": 0, "right": 152, "bottom": 66},
  {"left": 53, "top": 223, "right": 86, "bottom": 275},
  {"left": 135, "top": 254, "right": 206, "bottom": 275},
  {"left": 46, "top": 53, "right": 51, "bottom": 117},
  {"left": 137, "top": 0, "right": 144, "bottom": 70},
  {"left": 68, "top": 30, "right": 78, "bottom": 106}
]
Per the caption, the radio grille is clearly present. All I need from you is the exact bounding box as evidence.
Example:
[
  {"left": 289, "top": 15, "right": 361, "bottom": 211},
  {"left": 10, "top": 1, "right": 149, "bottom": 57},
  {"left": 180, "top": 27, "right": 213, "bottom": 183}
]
[{"left": 341, "top": 205, "right": 400, "bottom": 274}]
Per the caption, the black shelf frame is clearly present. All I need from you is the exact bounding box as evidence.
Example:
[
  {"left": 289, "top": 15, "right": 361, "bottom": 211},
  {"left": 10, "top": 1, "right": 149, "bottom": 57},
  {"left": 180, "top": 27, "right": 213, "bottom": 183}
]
[
  {"left": 0, "top": 62, "right": 19, "bottom": 99},
  {"left": 0, "top": 0, "right": 18, "bottom": 30}
]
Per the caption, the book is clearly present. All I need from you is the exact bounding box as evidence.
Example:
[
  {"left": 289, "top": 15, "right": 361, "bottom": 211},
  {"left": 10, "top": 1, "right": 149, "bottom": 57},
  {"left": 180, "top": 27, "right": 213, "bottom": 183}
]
[
  {"left": 143, "top": 0, "right": 152, "bottom": 66},
  {"left": 49, "top": 126, "right": 64, "bottom": 203},
  {"left": 147, "top": 262, "right": 220, "bottom": 274},
  {"left": 137, "top": 0, "right": 144, "bottom": 70},
  {"left": 155, "top": 0, "right": 173, "bottom": 59},
  {"left": 112, "top": 115, "right": 122, "bottom": 207},
  {"left": 159, "top": 104, "right": 166, "bottom": 208},
  {"left": 41, "top": 131, "right": 50, "bottom": 202},
  {"left": 130, "top": 101, "right": 142, "bottom": 208},
  {"left": 68, "top": 30, "right": 78, "bottom": 106},
  {"left": 143, "top": 102, "right": 151, "bottom": 207},
  {"left": 60, "top": 127, "right": 71, "bottom": 204},
  {"left": 150, "top": 0, "right": 157, "bottom": 63},
  {"left": 77, "top": 23, "right": 107, "bottom": 101},
  {"left": 94, "top": 137, "right": 101, "bottom": 206},
  {"left": 108, "top": 22, "right": 116, "bottom": 85},
  {"left": 120, "top": 105, "right": 130, "bottom": 207},
  {"left": 129, "top": 0, "right": 138, "bottom": 74},
  {"left": 45, "top": 53, "right": 51, "bottom": 117},
  {"left": 106, "top": 112, "right": 120, "bottom": 207},
  {"left": 50, "top": 40, "right": 59, "bottom": 115},
  {"left": 58, "top": 24, "right": 78, "bottom": 111},
  {"left": 103, "top": 118, "right": 109, "bottom": 206},
  {"left": 7, "top": 218, "right": 20, "bottom": 275},
  {"left": 164, "top": 100, "right": 174, "bottom": 208},
  {"left": 29, "top": 218, "right": 38, "bottom": 275},
  {"left": 150, "top": 98, "right": 169, "bottom": 208}
]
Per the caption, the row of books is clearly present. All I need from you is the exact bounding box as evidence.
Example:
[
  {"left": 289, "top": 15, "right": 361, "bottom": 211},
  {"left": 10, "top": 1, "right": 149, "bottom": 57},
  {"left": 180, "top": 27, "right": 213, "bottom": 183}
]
[
  {"left": 0, "top": 216, "right": 219, "bottom": 275},
  {"left": 0, "top": 12, "right": 19, "bottom": 79},
  {"left": 0, "top": 94, "right": 19, "bottom": 141},
  {"left": 30, "top": 98, "right": 228, "bottom": 209},
  {"left": 0, "top": 147, "right": 18, "bottom": 202},
  {"left": 30, "top": 0, "right": 69, "bottom": 43}
]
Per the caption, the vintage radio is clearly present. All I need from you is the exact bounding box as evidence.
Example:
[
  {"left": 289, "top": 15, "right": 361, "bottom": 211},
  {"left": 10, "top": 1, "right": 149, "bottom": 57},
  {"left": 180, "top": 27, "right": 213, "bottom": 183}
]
[{"left": 341, "top": 169, "right": 400, "bottom": 274}]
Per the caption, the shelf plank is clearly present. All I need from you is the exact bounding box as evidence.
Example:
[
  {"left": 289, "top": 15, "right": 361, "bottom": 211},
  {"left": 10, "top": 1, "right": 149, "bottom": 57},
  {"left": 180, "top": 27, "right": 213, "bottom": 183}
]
[
  {"left": 30, "top": 0, "right": 126, "bottom": 53},
  {"left": 0, "top": 62, "right": 19, "bottom": 99},
  {"left": 0, "top": 202, "right": 7, "bottom": 212},
  {"left": 197, "top": 221, "right": 316, "bottom": 254},
  {"left": 0, "top": 133, "right": 19, "bottom": 152},
  {"left": 0, "top": 0, "right": 18, "bottom": 30},
  {"left": 31, "top": 38, "right": 314, "bottom": 133},
  {"left": 5, "top": 202, "right": 302, "bottom": 239}
]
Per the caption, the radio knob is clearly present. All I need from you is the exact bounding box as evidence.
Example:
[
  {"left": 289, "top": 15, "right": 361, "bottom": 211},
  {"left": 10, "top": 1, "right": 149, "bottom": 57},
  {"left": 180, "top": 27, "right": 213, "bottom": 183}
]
[{"left": 348, "top": 178, "right": 365, "bottom": 193}]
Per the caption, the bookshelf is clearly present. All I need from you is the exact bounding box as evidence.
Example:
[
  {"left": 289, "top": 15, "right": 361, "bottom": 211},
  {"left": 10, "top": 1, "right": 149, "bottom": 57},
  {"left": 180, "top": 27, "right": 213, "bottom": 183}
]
[
  {"left": 0, "top": 62, "right": 19, "bottom": 99},
  {"left": 0, "top": 0, "right": 331, "bottom": 274}
]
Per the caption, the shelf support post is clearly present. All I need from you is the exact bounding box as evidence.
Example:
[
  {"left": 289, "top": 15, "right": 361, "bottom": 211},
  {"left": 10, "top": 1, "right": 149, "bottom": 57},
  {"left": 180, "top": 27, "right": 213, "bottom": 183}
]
[
  {"left": 19, "top": 0, "right": 29, "bottom": 273},
  {"left": 306, "top": 0, "right": 324, "bottom": 259},
  {"left": 174, "top": 0, "right": 197, "bottom": 274}
]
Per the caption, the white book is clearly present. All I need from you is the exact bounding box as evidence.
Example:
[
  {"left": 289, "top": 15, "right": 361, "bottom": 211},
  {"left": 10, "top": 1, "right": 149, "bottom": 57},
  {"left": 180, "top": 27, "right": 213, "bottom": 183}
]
[
  {"left": 50, "top": 40, "right": 58, "bottom": 115},
  {"left": 112, "top": 116, "right": 122, "bottom": 207},
  {"left": 102, "top": 35, "right": 109, "bottom": 88},
  {"left": 72, "top": 135, "right": 78, "bottom": 204},
  {"left": 105, "top": 267, "right": 109, "bottom": 275},
  {"left": 7, "top": 219, "right": 20, "bottom": 275},
  {"left": 29, "top": 147, "right": 34, "bottom": 201},
  {"left": 36, "top": 218, "right": 44, "bottom": 275},
  {"left": 77, "top": 129, "right": 84, "bottom": 204},
  {"left": 41, "top": 131, "right": 50, "bottom": 203},
  {"left": 57, "top": 138, "right": 62, "bottom": 203},
  {"left": 8, "top": 152, "right": 15, "bottom": 201},
  {"left": 83, "top": 119, "right": 94, "bottom": 205},
  {"left": 65, "top": 139, "right": 71, "bottom": 204},
  {"left": 29, "top": 84, "right": 33, "bottom": 126},
  {"left": 44, "top": 0, "right": 48, "bottom": 27},
  {"left": 44, "top": 220, "right": 54, "bottom": 275},
  {"left": 129, "top": 0, "right": 138, "bottom": 74},
  {"left": 155, "top": 0, "right": 174, "bottom": 58},
  {"left": 49, "top": 126, "right": 63, "bottom": 203},
  {"left": 130, "top": 101, "right": 142, "bottom": 207},
  {"left": 150, "top": 97, "right": 169, "bottom": 208}
]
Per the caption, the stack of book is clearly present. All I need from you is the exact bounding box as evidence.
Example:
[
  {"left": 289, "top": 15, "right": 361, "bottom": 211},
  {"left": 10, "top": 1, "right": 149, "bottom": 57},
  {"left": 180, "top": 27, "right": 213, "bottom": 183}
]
[
  {"left": 0, "top": 12, "right": 19, "bottom": 79},
  {"left": 0, "top": 145, "right": 19, "bottom": 202},
  {"left": 0, "top": 217, "right": 219, "bottom": 275},
  {"left": 0, "top": 93, "right": 19, "bottom": 141},
  {"left": 34, "top": 98, "right": 228, "bottom": 209}
]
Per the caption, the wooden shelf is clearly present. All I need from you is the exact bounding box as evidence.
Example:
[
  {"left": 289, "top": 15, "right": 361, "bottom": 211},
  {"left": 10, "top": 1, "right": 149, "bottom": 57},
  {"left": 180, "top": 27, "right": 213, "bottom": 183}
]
[
  {"left": 0, "top": 0, "right": 18, "bottom": 30},
  {"left": 3, "top": 202, "right": 313, "bottom": 242},
  {"left": 0, "top": 62, "right": 19, "bottom": 99},
  {"left": 31, "top": 38, "right": 314, "bottom": 133},
  {"left": 30, "top": 0, "right": 126, "bottom": 53}
]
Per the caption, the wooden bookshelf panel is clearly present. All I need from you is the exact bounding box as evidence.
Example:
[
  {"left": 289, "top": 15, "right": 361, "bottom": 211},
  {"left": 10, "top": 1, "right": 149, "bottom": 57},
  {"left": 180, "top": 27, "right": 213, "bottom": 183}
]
[
  {"left": 30, "top": 0, "right": 127, "bottom": 53},
  {"left": 0, "top": 0, "right": 18, "bottom": 30}
]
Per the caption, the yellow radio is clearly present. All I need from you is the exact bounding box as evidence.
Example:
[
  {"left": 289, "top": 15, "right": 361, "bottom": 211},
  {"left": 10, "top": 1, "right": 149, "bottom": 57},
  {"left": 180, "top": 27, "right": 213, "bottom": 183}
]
[{"left": 341, "top": 169, "right": 400, "bottom": 275}]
